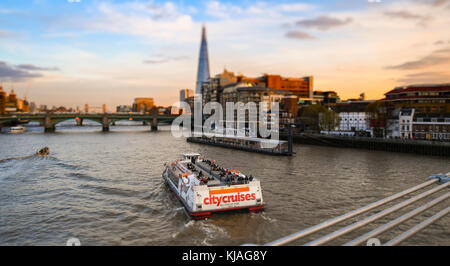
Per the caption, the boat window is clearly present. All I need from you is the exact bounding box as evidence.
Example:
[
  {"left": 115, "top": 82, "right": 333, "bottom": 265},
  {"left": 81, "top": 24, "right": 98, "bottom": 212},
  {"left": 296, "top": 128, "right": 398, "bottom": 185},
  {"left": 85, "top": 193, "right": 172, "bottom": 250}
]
[{"left": 167, "top": 170, "right": 180, "bottom": 187}]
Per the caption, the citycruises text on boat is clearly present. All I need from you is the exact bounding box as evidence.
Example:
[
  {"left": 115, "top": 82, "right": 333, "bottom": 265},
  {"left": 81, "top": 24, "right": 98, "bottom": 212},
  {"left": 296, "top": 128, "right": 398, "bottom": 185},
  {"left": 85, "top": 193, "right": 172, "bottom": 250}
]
[{"left": 162, "top": 153, "right": 264, "bottom": 219}]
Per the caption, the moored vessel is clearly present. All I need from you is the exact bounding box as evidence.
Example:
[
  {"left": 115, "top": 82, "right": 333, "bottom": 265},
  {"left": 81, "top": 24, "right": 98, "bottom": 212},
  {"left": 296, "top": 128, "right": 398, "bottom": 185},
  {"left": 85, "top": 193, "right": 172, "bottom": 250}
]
[
  {"left": 162, "top": 153, "right": 264, "bottom": 219},
  {"left": 10, "top": 126, "right": 26, "bottom": 134},
  {"left": 187, "top": 134, "right": 293, "bottom": 156}
]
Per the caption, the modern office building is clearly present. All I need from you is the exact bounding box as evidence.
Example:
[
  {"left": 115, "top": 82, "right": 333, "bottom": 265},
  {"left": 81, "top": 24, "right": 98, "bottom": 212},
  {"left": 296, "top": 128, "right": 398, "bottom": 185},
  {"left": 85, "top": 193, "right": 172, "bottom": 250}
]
[
  {"left": 202, "top": 69, "right": 239, "bottom": 105},
  {"left": 133, "top": 98, "right": 155, "bottom": 113},
  {"left": 180, "top": 88, "right": 194, "bottom": 103},
  {"left": 254, "top": 74, "right": 313, "bottom": 99},
  {"left": 201, "top": 69, "right": 314, "bottom": 106},
  {"left": 313, "top": 91, "right": 340, "bottom": 105},
  {"left": 195, "top": 26, "right": 210, "bottom": 95}
]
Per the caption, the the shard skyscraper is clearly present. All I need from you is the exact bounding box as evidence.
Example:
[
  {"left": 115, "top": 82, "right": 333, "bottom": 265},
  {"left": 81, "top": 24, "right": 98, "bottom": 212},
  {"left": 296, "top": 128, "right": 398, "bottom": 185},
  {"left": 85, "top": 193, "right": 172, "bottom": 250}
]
[{"left": 195, "top": 26, "right": 210, "bottom": 95}]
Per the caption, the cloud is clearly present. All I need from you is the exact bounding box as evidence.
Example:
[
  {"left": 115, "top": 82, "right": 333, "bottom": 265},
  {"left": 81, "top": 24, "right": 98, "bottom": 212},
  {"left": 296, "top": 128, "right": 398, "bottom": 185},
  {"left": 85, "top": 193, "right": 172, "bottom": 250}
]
[
  {"left": 383, "top": 10, "right": 431, "bottom": 27},
  {"left": 397, "top": 71, "right": 450, "bottom": 84},
  {"left": 285, "top": 30, "right": 316, "bottom": 40},
  {"left": 386, "top": 47, "right": 450, "bottom": 70},
  {"left": 0, "top": 61, "right": 43, "bottom": 82},
  {"left": 295, "top": 15, "right": 353, "bottom": 31},
  {"left": 143, "top": 55, "right": 189, "bottom": 64},
  {"left": 206, "top": 1, "right": 242, "bottom": 18},
  {"left": 432, "top": 0, "right": 450, "bottom": 5},
  {"left": 0, "top": 8, "right": 14, "bottom": 14},
  {"left": 76, "top": 1, "right": 195, "bottom": 42},
  {"left": 0, "top": 29, "right": 14, "bottom": 38},
  {"left": 16, "top": 64, "right": 60, "bottom": 71},
  {"left": 418, "top": 0, "right": 450, "bottom": 6},
  {"left": 206, "top": 1, "right": 314, "bottom": 19},
  {"left": 277, "top": 3, "right": 314, "bottom": 12}
]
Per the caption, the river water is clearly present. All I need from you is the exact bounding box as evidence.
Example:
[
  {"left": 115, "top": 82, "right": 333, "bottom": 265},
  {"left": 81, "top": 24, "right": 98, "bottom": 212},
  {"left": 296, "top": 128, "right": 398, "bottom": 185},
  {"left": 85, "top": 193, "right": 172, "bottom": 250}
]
[{"left": 0, "top": 122, "right": 449, "bottom": 246}]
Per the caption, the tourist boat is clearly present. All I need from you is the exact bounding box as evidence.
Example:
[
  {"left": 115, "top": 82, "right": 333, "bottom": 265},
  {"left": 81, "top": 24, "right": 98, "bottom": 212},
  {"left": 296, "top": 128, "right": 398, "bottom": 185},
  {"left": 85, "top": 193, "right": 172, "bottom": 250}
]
[
  {"left": 10, "top": 126, "right": 26, "bottom": 134},
  {"left": 162, "top": 153, "right": 264, "bottom": 219}
]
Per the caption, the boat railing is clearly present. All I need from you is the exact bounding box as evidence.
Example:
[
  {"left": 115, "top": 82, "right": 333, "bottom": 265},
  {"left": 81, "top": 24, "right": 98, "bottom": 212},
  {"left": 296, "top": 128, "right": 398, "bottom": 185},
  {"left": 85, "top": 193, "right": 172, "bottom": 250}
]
[
  {"left": 243, "top": 175, "right": 449, "bottom": 246},
  {"left": 195, "top": 161, "right": 254, "bottom": 186}
]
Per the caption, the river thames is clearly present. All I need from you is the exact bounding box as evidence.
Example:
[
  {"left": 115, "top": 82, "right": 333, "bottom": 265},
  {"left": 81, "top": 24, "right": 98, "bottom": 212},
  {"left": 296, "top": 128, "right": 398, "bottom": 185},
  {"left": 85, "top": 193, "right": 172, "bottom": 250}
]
[{"left": 1, "top": 122, "right": 449, "bottom": 246}]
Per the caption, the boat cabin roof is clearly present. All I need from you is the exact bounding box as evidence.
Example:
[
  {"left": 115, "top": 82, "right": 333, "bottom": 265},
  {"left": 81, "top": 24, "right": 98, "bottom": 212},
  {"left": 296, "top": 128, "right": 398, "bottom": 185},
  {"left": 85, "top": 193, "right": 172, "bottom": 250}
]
[{"left": 183, "top": 153, "right": 201, "bottom": 160}]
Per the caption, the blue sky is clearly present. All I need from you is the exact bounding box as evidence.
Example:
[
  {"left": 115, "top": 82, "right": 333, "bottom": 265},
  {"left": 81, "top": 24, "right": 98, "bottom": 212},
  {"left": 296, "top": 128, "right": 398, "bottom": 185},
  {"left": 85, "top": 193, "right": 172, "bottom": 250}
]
[{"left": 1, "top": 0, "right": 449, "bottom": 108}]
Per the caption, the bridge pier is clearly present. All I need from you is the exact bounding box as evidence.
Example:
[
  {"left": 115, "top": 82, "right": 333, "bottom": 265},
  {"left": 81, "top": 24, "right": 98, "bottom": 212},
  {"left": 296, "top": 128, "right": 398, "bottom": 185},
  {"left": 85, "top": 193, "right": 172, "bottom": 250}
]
[
  {"left": 76, "top": 118, "right": 83, "bottom": 126},
  {"left": 151, "top": 110, "right": 158, "bottom": 131},
  {"left": 44, "top": 114, "right": 55, "bottom": 133},
  {"left": 102, "top": 116, "right": 110, "bottom": 132}
]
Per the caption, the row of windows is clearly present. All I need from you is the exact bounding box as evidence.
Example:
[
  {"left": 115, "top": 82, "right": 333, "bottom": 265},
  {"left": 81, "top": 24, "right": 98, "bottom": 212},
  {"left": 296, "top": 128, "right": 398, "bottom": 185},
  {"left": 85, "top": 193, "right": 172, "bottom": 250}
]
[
  {"left": 413, "top": 133, "right": 450, "bottom": 140},
  {"left": 342, "top": 118, "right": 367, "bottom": 121}
]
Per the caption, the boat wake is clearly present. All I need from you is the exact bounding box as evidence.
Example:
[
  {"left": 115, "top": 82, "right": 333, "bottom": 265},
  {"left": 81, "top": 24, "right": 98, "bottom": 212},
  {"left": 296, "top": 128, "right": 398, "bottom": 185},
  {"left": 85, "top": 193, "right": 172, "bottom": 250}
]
[
  {"left": 0, "top": 155, "right": 34, "bottom": 163},
  {"left": 197, "top": 221, "right": 229, "bottom": 246},
  {"left": 0, "top": 154, "right": 56, "bottom": 164},
  {"left": 260, "top": 212, "right": 277, "bottom": 223}
]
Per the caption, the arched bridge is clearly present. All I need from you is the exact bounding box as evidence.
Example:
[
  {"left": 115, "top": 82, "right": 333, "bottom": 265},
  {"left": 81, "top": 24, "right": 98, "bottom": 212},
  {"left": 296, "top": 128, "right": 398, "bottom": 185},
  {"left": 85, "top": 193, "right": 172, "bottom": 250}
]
[{"left": 0, "top": 113, "right": 179, "bottom": 132}]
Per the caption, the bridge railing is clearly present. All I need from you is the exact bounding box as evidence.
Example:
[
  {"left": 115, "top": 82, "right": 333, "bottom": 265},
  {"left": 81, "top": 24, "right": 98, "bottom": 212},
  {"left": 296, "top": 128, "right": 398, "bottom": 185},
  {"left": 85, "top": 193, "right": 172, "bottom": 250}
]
[{"left": 245, "top": 174, "right": 449, "bottom": 246}]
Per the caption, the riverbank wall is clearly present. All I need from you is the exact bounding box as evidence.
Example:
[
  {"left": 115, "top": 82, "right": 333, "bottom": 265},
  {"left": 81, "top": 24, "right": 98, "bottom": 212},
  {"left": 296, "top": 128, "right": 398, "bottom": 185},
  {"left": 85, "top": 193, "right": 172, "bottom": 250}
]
[{"left": 280, "top": 133, "right": 450, "bottom": 157}]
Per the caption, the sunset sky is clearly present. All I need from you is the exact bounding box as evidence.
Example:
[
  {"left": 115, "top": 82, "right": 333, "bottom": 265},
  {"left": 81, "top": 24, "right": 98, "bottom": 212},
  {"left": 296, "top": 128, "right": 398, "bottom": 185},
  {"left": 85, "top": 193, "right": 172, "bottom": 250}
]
[{"left": 1, "top": 0, "right": 449, "bottom": 109}]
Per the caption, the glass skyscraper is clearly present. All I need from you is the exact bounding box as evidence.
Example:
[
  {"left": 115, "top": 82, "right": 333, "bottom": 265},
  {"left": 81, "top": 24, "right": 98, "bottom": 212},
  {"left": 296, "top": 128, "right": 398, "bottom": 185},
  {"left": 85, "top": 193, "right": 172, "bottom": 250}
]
[{"left": 195, "top": 26, "right": 210, "bottom": 95}]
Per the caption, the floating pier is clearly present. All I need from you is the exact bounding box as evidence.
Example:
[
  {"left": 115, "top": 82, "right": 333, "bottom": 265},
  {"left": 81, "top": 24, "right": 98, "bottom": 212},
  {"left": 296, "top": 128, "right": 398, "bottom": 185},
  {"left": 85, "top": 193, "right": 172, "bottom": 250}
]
[{"left": 187, "top": 136, "right": 293, "bottom": 156}]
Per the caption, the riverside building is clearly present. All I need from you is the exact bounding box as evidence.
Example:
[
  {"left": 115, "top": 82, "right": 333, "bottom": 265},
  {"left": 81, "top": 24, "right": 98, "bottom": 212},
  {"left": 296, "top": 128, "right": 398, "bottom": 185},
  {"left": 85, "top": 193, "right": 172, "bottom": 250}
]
[
  {"left": 383, "top": 83, "right": 450, "bottom": 115},
  {"left": 382, "top": 84, "right": 450, "bottom": 141},
  {"left": 0, "top": 86, "right": 30, "bottom": 114}
]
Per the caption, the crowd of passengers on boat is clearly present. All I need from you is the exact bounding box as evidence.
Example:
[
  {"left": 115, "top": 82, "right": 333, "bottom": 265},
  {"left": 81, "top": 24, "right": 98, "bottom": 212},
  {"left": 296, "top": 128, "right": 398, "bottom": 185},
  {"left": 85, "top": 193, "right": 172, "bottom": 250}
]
[{"left": 187, "top": 159, "right": 254, "bottom": 186}]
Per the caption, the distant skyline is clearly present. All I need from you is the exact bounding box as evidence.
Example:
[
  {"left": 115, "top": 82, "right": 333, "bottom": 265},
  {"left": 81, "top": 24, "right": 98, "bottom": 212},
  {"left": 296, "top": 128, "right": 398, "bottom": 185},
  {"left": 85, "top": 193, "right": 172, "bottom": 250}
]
[{"left": 0, "top": 0, "right": 450, "bottom": 109}]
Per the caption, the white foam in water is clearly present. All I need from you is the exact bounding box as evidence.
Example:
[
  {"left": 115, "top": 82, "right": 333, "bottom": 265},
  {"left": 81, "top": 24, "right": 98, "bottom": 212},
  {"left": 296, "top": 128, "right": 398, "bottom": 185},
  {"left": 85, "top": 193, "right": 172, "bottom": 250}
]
[
  {"left": 184, "top": 220, "right": 195, "bottom": 228},
  {"left": 198, "top": 221, "right": 229, "bottom": 245},
  {"left": 260, "top": 213, "right": 277, "bottom": 223}
]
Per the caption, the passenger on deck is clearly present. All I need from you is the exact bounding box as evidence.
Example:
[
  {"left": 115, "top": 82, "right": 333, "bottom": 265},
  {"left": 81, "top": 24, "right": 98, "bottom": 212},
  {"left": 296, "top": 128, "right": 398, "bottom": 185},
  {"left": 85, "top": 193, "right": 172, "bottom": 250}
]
[{"left": 249, "top": 175, "right": 254, "bottom": 182}]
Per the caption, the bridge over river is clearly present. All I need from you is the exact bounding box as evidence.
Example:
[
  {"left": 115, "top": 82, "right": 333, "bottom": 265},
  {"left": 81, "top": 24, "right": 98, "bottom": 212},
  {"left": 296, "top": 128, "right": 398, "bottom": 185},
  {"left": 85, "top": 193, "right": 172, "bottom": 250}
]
[{"left": 0, "top": 112, "right": 179, "bottom": 132}]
